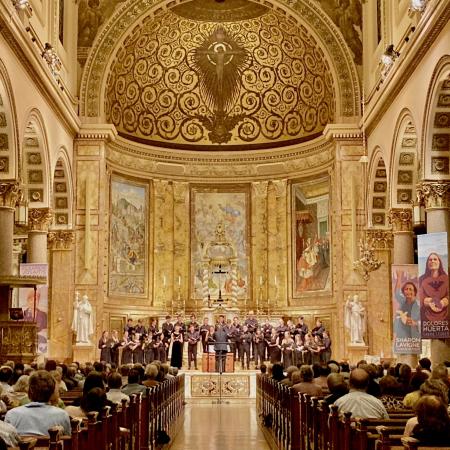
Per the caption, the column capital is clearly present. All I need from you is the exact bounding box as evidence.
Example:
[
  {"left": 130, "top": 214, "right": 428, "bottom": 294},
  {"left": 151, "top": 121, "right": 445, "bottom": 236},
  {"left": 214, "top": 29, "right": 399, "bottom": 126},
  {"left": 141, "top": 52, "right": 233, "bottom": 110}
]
[
  {"left": 365, "top": 229, "right": 394, "bottom": 249},
  {"left": 416, "top": 181, "right": 450, "bottom": 209},
  {"left": 388, "top": 208, "right": 413, "bottom": 233},
  {"left": 28, "top": 208, "right": 53, "bottom": 232},
  {"left": 47, "top": 230, "right": 75, "bottom": 250},
  {"left": 0, "top": 181, "right": 21, "bottom": 209}
]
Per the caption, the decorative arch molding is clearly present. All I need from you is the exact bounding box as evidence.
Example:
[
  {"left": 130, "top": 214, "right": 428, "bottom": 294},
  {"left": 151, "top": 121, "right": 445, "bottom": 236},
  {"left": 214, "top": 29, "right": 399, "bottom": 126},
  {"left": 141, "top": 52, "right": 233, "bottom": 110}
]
[
  {"left": 52, "top": 147, "right": 73, "bottom": 229},
  {"left": 79, "top": 0, "right": 360, "bottom": 121},
  {"left": 21, "top": 108, "right": 51, "bottom": 208},
  {"left": 421, "top": 55, "right": 450, "bottom": 181},
  {"left": 0, "top": 58, "right": 19, "bottom": 180},
  {"left": 368, "top": 147, "right": 389, "bottom": 228},
  {"left": 389, "top": 109, "right": 419, "bottom": 209}
]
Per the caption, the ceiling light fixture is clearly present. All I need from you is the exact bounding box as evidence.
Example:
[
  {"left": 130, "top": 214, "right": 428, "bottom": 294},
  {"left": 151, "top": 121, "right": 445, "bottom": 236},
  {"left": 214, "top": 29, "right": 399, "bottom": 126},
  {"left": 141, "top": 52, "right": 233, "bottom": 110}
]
[
  {"left": 380, "top": 44, "right": 400, "bottom": 79},
  {"left": 12, "top": 0, "right": 29, "bottom": 10},
  {"left": 41, "top": 43, "right": 62, "bottom": 77},
  {"left": 409, "top": 0, "right": 427, "bottom": 13}
]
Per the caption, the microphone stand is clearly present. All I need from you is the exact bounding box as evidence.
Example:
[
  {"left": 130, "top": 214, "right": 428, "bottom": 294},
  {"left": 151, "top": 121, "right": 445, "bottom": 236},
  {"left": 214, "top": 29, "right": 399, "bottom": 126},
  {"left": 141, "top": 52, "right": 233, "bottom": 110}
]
[{"left": 212, "top": 341, "right": 230, "bottom": 405}]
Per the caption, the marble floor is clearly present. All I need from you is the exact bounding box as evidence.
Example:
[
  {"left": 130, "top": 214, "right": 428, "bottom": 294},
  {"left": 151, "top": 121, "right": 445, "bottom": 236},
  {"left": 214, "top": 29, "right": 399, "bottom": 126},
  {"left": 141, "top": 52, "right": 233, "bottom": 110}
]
[{"left": 170, "top": 400, "right": 271, "bottom": 449}]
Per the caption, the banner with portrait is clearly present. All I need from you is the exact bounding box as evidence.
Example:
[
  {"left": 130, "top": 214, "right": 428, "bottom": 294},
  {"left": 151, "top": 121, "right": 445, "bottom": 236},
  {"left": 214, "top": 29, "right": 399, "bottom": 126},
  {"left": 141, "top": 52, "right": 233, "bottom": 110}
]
[
  {"left": 18, "top": 263, "right": 49, "bottom": 354},
  {"left": 418, "top": 232, "right": 449, "bottom": 339},
  {"left": 391, "top": 265, "right": 421, "bottom": 354}
]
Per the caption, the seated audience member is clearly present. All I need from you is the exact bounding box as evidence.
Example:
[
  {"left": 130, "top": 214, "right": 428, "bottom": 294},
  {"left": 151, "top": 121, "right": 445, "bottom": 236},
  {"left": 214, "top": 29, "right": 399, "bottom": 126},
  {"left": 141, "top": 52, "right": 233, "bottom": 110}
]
[
  {"left": 403, "top": 370, "right": 429, "bottom": 408},
  {"left": 4, "top": 370, "right": 71, "bottom": 436},
  {"left": 314, "top": 365, "right": 331, "bottom": 390},
  {"left": 121, "top": 369, "right": 147, "bottom": 397},
  {"left": 161, "top": 363, "right": 173, "bottom": 380},
  {"left": 8, "top": 375, "right": 30, "bottom": 406},
  {"left": 0, "top": 386, "right": 6, "bottom": 414},
  {"left": 280, "top": 366, "right": 298, "bottom": 387},
  {"left": 379, "top": 375, "right": 403, "bottom": 409},
  {"left": 292, "top": 365, "right": 323, "bottom": 396},
  {"left": 0, "top": 366, "right": 13, "bottom": 394},
  {"left": 409, "top": 395, "right": 450, "bottom": 445},
  {"left": 260, "top": 364, "right": 268, "bottom": 377},
  {"left": 0, "top": 420, "right": 20, "bottom": 448},
  {"left": 11, "top": 363, "right": 24, "bottom": 385},
  {"left": 334, "top": 368, "right": 388, "bottom": 419},
  {"left": 403, "top": 378, "right": 449, "bottom": 437},
  {"left": 106, "top": 373, "right": 130, "bottom": 404},
  {"left": 324, "top": 373, "right": 349, "bottom": 405},
  {"left": 66, "top": 387, "right": 108, "bottom": 418},
  {"left": 142, "top": 365, "right": 159, "bottom": 388},
  {"left": 360, "top": 364, "right": 381, "bottom": 397},
  {"left": 63, "top": 366, "right": 79, "bottom": 390},
  {"left": 417, "top": 357, "right": 432, "bottom": 376},
  {"left": 271, "top": 363, "right": 285, "bottom": 382},
  {"left": 339, "top": 362, "right": 350, "bottom": 381},
  {"left": 50, "top": 370, "right": 67, "bottom": 396},
  {"left": 397, "top": 364, "right": 413, "bottom": 395},
  {"left": 431, "top": 363, "right": 450, "bottom": 403},
  {"left": 327, "top": 361, "right": 340, "bottom": 374}
]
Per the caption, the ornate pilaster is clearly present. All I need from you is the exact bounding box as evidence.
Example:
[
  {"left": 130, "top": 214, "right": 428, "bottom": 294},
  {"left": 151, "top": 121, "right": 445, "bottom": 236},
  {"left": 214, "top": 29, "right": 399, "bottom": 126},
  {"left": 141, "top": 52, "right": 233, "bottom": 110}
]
[
  {"left": 388, "top": 208, "right": 413, "bottom": 233},
  {"left": 47, "top": 230, "right": 75, "bottom": 251},
  {"left": 416, "top": 181, "right": 450, "bottom": 209},
  {"left": 365, "top": 230, "right": 394, "bottom": 250},
  {"left": 28, "top": 208, "right": 53, "bottom": 232},
  {"left": 0, "top": 181, "right": 21, "bottom": 209},
  {"left": 274, "top": 180, "right": 288, "bottom": 307}
]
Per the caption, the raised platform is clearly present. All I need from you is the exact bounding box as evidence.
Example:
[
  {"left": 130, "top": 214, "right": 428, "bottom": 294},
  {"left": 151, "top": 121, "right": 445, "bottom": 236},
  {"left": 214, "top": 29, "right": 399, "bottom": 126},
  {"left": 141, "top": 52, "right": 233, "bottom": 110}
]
[{"left": 181, "top": 369, "right": 257, "bottom": 399}]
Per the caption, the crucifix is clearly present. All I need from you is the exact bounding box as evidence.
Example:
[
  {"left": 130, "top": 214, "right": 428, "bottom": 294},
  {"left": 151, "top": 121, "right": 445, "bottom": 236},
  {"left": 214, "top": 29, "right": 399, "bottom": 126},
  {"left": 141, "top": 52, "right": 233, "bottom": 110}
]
[{"left": 212, "top": 264, "right": 229, "bottom": 302}]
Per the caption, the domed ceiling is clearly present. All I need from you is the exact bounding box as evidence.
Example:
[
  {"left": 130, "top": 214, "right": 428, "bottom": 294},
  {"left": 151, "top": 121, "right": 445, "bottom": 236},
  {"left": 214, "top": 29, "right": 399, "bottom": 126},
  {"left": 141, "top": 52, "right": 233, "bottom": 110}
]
[{"left": 105, "top": 0, "right": 335, "bottom": 150}]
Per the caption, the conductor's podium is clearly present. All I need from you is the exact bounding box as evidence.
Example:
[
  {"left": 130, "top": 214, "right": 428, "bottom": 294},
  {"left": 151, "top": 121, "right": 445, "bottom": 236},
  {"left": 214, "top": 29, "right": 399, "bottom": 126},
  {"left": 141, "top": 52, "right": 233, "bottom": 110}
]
[{"left": 202, "top": 352, "right": 234, "bottom": 372}]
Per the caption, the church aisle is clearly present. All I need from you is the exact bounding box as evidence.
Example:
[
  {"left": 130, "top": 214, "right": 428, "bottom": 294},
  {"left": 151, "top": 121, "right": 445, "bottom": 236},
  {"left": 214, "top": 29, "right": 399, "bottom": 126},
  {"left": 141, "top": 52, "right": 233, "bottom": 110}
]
[{"left": 170, "top": 400, "right": 271, "bottom": 450}]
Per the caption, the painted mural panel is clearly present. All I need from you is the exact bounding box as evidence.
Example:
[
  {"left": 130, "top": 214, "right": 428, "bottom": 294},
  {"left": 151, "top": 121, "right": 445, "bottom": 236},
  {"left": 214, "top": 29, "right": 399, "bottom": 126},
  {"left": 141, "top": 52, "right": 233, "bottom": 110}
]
[
  {"left": 109, "top": 176, "right": 147, "bottom": 296},
  {"left": 191, "top": 188, "right": 249, "bottom": 300},
  {"left": 292, "top": 179, "right": 330, "bottom": 295}
]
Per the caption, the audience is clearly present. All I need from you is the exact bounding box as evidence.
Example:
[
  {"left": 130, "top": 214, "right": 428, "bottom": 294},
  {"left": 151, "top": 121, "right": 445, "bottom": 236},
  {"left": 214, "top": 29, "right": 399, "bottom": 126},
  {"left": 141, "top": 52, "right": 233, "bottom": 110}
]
[
  {"left": 333, "top": 368, "right": 388, "bottom": 419},
  {"left": 417, "top": 357, "right": 432, "bottom": 376},
  {"left": 378, "top": 375, "right": 403, "bottom": 409},
  {"left": 142, "top": 365, "right": 160, "bottom": 388},
  {"left": 280, "top": 366, "right": 298, "bottom": 387},
  {"left": 107, "top": 372, "right": 130, "bottom": 404},
  {"left": 0, "top": 366, "right": 13, "bottom": 394},
  {"left": 66, "top": 387, "right": 108, "bottom": 418},
  {"left": 403, "top": 370, "right": 429, "bottom": 408},
  {"left": 121, "top": 369, "right": 147, "bottom": 397},
  {"left": 292, "top": 365, "right": 323, "bottom": 396},
  {"left": 4, "top": 370, "right": 71, "bottom": 436},
  {"left": 324, "top": 373, "right": 348, "bottom": 405}
]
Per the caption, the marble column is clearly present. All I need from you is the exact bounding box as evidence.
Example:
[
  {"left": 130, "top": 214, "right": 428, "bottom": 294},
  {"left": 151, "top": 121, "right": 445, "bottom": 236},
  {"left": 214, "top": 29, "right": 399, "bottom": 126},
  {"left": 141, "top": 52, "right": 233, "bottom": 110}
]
[
  {"left": 27, "top": 208, "right": 53, "bottom": 263},
  {"left": 0, "top": 182, "right": 21, "bottom": 320},
  {"left": 417, "top": 181, "right": 450, "bottom": 365},
  {"left": 389, "top": 208, "right": 417, "bottom": 366}
]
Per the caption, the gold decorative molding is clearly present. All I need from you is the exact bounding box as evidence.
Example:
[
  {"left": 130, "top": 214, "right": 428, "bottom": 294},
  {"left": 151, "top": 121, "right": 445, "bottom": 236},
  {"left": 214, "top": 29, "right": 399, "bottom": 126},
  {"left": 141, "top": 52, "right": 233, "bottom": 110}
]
[
  {"left": 353, "top": 238, "right": 384, "bottom": 281},
  {"left": 388, "top": 208, "right": 413, "bottom": 233},
  {"left": 365, "top": 229, "right": 394, "bottom": 249},
  {"left": 0, "top": 181, "right": 21, "bottom": 208},
  {"left": 416, "top": 181, "right": 450, "bottom": 209},
  {"left": 28, "top": 208, "right": 53, "bottom": 232},
  {"left": 47, "top": 230, "right": 75, "bottom": 250}
]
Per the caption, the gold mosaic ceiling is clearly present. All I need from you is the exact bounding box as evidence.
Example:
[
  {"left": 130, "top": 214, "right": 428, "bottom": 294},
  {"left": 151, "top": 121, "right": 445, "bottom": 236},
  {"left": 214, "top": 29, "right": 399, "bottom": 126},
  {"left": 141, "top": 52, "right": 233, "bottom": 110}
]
[{"left": 105, "top": 0, "right": 335, "bottom": 150}]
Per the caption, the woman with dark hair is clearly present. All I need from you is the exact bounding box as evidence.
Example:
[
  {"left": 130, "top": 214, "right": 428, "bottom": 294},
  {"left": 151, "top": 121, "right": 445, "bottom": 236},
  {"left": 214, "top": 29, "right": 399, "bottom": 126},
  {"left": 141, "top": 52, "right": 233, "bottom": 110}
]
[
  {"left": 98, "top": 331, "right": 111, "bottom": 363},
  {"left": 379, "top": 375, "right": 403, "bottom": 409},
  {"left": 271, "top": 363, "right": 285, "bottom": 382},
  {"left": 410, "top": 395, "right": 450, "bottom": 445},
  {"left": 170, "top": 324, "right": 183, "bottom": 369},
  {"left": 267, "top": 328, "right": 281, "bottom": 364},
  {"left": 65, "top": 387, "right": 108, "bottom": 418},
  {"left": 419, "top": 252, "right": 449, "bottom": 322}
]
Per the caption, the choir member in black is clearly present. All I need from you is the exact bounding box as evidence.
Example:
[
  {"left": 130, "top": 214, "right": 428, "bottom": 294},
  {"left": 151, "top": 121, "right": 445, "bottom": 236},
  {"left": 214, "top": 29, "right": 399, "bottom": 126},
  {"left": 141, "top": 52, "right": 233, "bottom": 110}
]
[
  {"left": 311, "top": 319, "right": 325, "bottom": 338},
  {"left": 124, "top": 318, "right": 134, "bottom": 334},
  {"left": 205, "top": 325, "right": 216, "bottom": 353},
  {"left": 280, "top": 331, "right": 294, "bottom": 368},
  {"left": 253, "top": 329, "right": 265, "bottom": 369},
  {"left": 153, "top": 333, "right": 166, "bottom": 362},
  {"left": 320, "top": 330, "right": 331, "bottom": 363},
  {"left": 213, "top": 317, "right": 229, "bottom": 373},
  {"left": 135, "top": 319, "right": 146, "bottom": 336},
  {"left": 131, "top": 333, "right": 144, "bottom": 364},
  {"left": 275, "top": 318, "right": 288, "bottom": 341},
  {"left": 187, "top": 314, "right": 199, "bottom": 331},
  {"left": 267, "top": 328, "right": 281, "bottom": 363},
  {"left": 295, "top": 316, "right": 308, "bottom": 340},
  {"left": 293, "top": 333, "right": 305, "bottom": 366},
  {"left": 240, "top": 325, "right": 252, "bottom": 370},
  {"left": 148, "top": 319, "right": 158, "bottom": 336},
  {"left": 143, "top": 333, "right": 154, "bottom": 364},
  {"left": 303, "top": 334, "right": 313, "bottom": 365},
  {"left": 187, "top": 324, "right": 200, "bottom": 370},
  {"left": 109, "top": 329, "right": 121, "bottom": 366},
  {"left": 262, "top": 319, "right": 273, "bottom": 360},
  {"left": 231, "top": 317, "right": 242, "bottom": 361},
  {"left": 244, "top": 311, "right": 258, "bottom": 360},
  {"left": 162, "top": 316, "right": 174, "bottom": 359},
  {"left": 98, "top": 331, "right": 111, "bottom": 363},
  {"left": 310, "top": 335, "right": 322, "bottom": 364},
  {"left": 199, "top": 317, "right": 209, "bottom": 353},
  {"left": 174, "top": 315, "right": 186, "bottom": 334},
  {"left": 286, "top": 319, "right": 296, "bottom": 337},
  {"left": 170, "top": 324, "right": 184, "bottom": 369},
  {"left": 121, "top": 330, "right": 133, "bottom": 365}
]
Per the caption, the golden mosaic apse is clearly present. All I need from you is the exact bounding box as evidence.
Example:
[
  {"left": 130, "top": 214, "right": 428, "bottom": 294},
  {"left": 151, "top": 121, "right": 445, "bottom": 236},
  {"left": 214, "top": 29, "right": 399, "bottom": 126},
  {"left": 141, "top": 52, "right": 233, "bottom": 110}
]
[{"left": 105, "top": 1, "right": 335, "bottom": 149}]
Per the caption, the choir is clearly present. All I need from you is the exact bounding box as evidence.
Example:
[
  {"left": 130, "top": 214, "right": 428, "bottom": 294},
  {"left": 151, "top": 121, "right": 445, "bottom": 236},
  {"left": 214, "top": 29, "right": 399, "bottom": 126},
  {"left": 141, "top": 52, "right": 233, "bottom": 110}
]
[{"left": 97, "top": 313, "right": 332, "bottom": 370}]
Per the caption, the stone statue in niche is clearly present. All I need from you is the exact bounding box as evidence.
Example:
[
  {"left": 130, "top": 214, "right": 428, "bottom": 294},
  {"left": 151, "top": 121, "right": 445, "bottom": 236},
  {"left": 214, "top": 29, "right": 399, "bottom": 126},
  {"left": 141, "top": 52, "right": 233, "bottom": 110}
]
[
  {"left": 344, "top": 294, "right": 366, "bottom": 345},
  {"left": 72, "top": 292, "right": 94, "bottom": 345}
]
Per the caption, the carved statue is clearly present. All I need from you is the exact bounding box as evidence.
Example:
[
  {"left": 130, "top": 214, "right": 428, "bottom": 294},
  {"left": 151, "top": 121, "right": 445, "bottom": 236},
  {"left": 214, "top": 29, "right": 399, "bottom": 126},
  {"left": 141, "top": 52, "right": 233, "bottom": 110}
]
[
  {"left": 72, "top": 292, "right": 94, "bottom": 344},
  {"left": 344, "top": 294, "right": 366, "bottom": 345}
]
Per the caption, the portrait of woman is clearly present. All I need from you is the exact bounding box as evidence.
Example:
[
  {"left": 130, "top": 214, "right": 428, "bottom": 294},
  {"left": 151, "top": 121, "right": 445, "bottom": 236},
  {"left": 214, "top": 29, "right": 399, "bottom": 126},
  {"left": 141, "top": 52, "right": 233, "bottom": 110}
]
[
  {"left": 394, "top": 276, "right": 420, "bottom": 340},
  {"left": 419, "top": 252, "right": 449, "bottom": 322}
]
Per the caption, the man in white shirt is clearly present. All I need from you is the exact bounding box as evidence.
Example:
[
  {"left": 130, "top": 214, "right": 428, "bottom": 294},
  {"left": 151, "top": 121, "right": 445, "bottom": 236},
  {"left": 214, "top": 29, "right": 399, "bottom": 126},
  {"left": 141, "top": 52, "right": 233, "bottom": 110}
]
[
  {"left": 333, "top": 368, "right": 388, "bottom": 419},
  {"left": 5, "top": 370, "right": 71, "bottom": 436},
  {"left": 106, "top": 372, "right": 130, "bottom": 404}
]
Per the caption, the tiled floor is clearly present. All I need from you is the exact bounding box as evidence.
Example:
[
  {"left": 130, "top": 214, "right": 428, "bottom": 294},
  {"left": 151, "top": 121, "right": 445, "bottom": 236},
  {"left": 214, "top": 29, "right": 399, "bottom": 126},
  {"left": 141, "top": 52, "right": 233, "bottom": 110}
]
[{"left": 170, "top": 400, "right": 271, "bottom": 449}]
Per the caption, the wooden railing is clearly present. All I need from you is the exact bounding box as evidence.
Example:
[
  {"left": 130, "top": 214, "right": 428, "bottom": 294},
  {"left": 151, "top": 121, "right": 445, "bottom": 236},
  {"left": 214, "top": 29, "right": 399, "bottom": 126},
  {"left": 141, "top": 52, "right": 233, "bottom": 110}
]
[
  {"left": 255, "top": 374, "right": 447, "bottom": 450},
  {"left": 12, "top": 374, "right": 185, "bottom": 450}
]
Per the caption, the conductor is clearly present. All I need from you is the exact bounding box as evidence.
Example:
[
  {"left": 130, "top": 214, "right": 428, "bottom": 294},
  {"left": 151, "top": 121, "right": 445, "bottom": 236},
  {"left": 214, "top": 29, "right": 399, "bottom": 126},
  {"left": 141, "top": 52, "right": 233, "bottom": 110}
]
[{"left": 214, "top": 315, "right": 229, "bottom": 373}]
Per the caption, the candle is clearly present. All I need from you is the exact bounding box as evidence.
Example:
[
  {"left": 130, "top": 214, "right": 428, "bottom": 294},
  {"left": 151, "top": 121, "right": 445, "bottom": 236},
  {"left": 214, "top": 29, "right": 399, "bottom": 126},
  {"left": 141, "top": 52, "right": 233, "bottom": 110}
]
[
  {"left": 163, "top": 275, "right": 166, "bottom": 287},
  {"left": 274, "top": 275, "right": 277, "bottom": 286},
  {"left": 259, "top": 276, "right": 263, "bottom": 286},
  {"left": 178, "top": 275, "right": 181, "bottom": 286}
]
